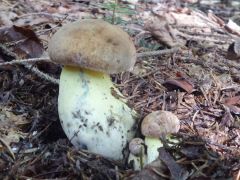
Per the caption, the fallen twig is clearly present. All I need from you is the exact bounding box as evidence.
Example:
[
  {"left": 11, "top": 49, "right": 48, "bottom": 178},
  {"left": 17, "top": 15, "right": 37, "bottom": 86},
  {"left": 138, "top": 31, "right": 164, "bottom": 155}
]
[
  {"left": 137, "top": 47, "right": 179, "bottom": 58},
  {"left": 2, "top": 47, "right": 238, "bottom": 85},
  {"left": 0, "top": 45, "right": 59, "bottom": 84},
  {"left": 0, "top": 137, "right": 15, "bottom": 160},
  {"left": 23, "top": 63, "right": 59, "bottom": 84},
  {"left": 0, "top": 47, "right": 180, "bottom": 67},
  {"left": 0, "top": 57, "right": 52, "bottom": 65}
]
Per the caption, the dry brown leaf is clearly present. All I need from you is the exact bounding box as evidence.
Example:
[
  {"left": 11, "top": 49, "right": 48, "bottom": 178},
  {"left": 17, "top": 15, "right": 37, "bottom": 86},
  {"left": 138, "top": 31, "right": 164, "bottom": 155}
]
[
  {"left": 226, "top": 40, "right": 240, "bottom": 61},
  {"left": 144, "top": 14, "right": 181, "bottom": 48},
  {"left": 184, "top": 94, "right": 197, "bottom": 108},
  {"left": 223, "top": 96, "right": 240, "bottom": 115},
  {"left": 197, "top": 127, "right": 229, "bottom": 145},
  {"left": 180, "top": 146, "right": 201, "bottom": 159},
  {"left": 225, "top": 19, "right": 240, "bottom": 36},
  {"left": 151, "top": 8, "right": 219, "bottom": 33},
  {"left": 131, "top": 167, "right": 162, "bottom": 180},
  {"left": 0, "top": 106, "right": 29, "bottom": 146},
  {"left": 208, "top": 12, "right": 225, "bottom": 27},
  {"left": 221, "top": 107, "right": 235, "bottom": 127},
  {"left": 132, "top": 64, "right": 148, "bottom": 76},
  {"left": 224, "top": 96, "right": 240, "bottom": 106},
  {"left": 225, "top": 105, "right": 240, "bottom": 115},
  {"left": 0, "top": 25, "right": 44, "bottom": 61},
  {"left": 163, "top": 78, "right": 194, "bottom": 93},
  {"left": 158, "top": 147, "right": 188, "bottom": 180}
]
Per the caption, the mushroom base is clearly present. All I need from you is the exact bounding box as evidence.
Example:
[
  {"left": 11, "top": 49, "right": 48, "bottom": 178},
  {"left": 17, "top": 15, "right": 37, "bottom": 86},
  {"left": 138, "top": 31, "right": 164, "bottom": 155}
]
[
  {"left": 58, "top": 66, "right": 137, "bottom": 160},
  {"left": 128, "top": 151, "right": 147, "bottom": 170}
]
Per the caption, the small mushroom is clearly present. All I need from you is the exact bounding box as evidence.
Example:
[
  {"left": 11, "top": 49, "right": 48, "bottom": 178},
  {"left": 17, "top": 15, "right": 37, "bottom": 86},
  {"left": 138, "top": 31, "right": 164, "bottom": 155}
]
[
  {"left": 48, "top": 19, "right": 138, "bottom": 160},
  {"left": 141, "top": 111, "right": 180, "bottom": 164},
  {"left": 128, "top": 138, "right": 146, "bottom": 170}
]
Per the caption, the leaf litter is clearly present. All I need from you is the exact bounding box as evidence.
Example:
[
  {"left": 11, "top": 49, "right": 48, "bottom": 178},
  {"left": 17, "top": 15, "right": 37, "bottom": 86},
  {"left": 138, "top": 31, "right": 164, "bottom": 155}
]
[{"left": 0, "top": 0, "right": 239, "bottom": 179}]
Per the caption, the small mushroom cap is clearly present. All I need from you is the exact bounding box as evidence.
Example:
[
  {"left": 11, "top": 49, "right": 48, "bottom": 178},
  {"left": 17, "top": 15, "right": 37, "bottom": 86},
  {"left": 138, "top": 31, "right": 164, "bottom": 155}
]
[
  {"left": 141, "top": 111, "right": 180, "bottom": 138},
  {"left": 129, "top": 138, "right": 145, "bottom": 156},
  {"left": 48, "top": 19, "right": 136, "bottom": 74}
]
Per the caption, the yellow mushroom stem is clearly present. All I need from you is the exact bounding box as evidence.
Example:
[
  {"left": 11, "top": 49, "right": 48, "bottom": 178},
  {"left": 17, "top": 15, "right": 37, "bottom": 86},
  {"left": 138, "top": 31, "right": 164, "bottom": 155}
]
[
  {"left": 58, "top": 66, "right": 137, "bottom": 160},
  {"left": 145, "top": 135, "right": 180, "bottom": 164},
  {"left": 144, "top": 137, "right": 163, "bottom": 164}
]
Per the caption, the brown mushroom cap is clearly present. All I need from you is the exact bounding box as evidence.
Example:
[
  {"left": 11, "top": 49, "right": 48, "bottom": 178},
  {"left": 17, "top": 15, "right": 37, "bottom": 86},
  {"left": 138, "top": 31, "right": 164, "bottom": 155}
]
[
  {"left": 129, "top": 138, "right": 145, "bottom": 156},
  {"left": 141, "top": 111, "right": 180, "bottom": 138},
  {"left": 48, "top": 19, "right": 136, "bottom": 74}
]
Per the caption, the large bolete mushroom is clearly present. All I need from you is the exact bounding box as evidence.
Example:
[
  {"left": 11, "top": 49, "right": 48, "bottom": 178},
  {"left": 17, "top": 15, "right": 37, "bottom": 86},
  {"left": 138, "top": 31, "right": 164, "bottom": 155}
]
[{"left": 48, "top": 19, "right": 137, "bottom": 160}]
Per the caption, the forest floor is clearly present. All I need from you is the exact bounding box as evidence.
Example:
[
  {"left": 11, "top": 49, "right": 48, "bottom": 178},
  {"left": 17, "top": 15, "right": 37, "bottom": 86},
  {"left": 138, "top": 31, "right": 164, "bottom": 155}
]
[{"left": 0, "top": 0, "right": 239, "bottom": 179}]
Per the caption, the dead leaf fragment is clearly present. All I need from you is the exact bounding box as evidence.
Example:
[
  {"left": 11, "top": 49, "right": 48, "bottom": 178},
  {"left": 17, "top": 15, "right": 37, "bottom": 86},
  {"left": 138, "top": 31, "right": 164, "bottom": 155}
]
[
  {"left": 225, "top": 19, "right": 240, "bottom": 36},
  {"left": 0, "top": 25, "right": 44, "bottom": 60},
  {"left": 223, "top": 96, "right": 240, "bottom": 115},
  {"left": 144, "top": 15, "right": 181, "bottom": 48},
  {"left": 0, "top": 106, "right": 29, "bottom": 146},
  {"left": 226, "top": 40, "right": 240, "bottom": 61},
  {"left": 131, "top": 167, "right": 162, "bottom": 180},
  {"left": 158, "top": 147, "right": 188, "bottom": 180},
  {"left": 225, "top": 105, "right": 240, "bottom": 115},
  {"left": 224, "top": 96, "right": 240, "bottom": 106},
  {"left": 163, "top": 78, "right": 194, "bottom": 93},
  {"left": 220, "top": 107, "right": 234, "bottom": 127},
  {"left": 208, "top": 12, "right": 225, "bottom": 27},
  {"left": 180, "top": 146, "right": 201, "bottom": 159}
]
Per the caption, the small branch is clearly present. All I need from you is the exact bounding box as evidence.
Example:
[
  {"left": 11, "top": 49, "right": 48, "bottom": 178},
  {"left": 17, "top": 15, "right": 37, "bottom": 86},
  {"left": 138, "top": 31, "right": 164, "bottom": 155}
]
[
  {"left": 137, "top": 47, "right": 179, "bottom": 58},
  {"left": 0, "top": 47, "right": 179, "bottom": 85},
  {"left": 0, "top": 58, "right": 58, "bottom": 84},
  {"left": 0, "top": 57, "right": 52, "bottom": 66},
  {"left": 16, "top": 12, "right": 76, "bottom": 21},
  {"left": 1, "top": 47, "right": 238, "bottom": 83},
  {"left": 179, "top": 54, "right": 240, "bottom": 70},
  {"left": 0, "top": 44, "right": 58, "bottom": 84},
  {"left": 0, "top": 48, "right": 180, "bottom": 66},
  {"left": 177, "top": 28, "right": 231, "bottom": 40},
  {"left": 178, "top": 56, "right": 229, "bottom": 73},
  {"left": 0, "top": 137, "right": 15, "bottom": 161},
  {"left": 0, "top": 47, "right": 178, "bottom": 85},
  {"left": 23, "top": 63, "right": 59, "bottom": 84},
  {"left": 176, "top": 31, "right": 227, "bottom": 44}
]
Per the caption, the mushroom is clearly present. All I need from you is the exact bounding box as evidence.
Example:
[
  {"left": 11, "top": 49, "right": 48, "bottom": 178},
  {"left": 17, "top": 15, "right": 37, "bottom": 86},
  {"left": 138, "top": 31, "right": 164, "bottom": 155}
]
[
  {"left": 141, "top": 111, "right": 180, "bottom": 164},
  {"left": 128, "top": 138, "right": 146, "bottom": 170},
  {"left": 48, "top": 19, "right": 138, "bottom": 160}
]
